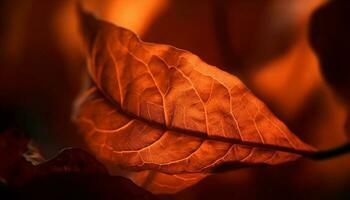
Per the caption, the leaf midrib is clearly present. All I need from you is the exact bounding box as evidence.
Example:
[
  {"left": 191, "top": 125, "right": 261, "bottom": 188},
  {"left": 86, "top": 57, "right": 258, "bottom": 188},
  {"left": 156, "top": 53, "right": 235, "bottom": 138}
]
[{"left": 96, "top": 86, "right": 315, "bottom": 157}]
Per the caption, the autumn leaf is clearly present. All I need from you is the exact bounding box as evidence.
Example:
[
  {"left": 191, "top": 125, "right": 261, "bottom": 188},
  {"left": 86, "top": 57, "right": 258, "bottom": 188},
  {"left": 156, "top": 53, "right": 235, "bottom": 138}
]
[
  {"left": 74, "top": 9, "right": 316, "bottom": 194},
  {"left": 0, "top": 129, "right": 157, "bottom": 200}
]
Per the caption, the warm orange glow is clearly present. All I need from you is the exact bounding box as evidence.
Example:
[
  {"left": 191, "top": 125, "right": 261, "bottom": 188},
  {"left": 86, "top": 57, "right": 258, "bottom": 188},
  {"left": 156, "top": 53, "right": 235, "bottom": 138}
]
[
  {"left": 253, "top": 39, "right": 321, "bottom": 118},
  {"left": 252, "top": 0, "right": 325, "bottom": 119},
  {"left": 83, "top": 0, "right": 169, "bottom": 35}
]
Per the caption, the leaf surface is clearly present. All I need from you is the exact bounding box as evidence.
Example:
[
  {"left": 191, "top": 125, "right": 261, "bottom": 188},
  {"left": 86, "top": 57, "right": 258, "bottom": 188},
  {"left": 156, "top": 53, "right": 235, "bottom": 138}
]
[{"left": 75, "top": 10, "right": 315, "bottom": 194}]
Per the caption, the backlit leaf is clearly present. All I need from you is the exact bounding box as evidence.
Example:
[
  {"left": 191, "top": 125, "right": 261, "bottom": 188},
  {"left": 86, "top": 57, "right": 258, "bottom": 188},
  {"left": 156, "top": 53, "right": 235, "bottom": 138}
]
[{"left": 74, "top": 10, "right": 316, "bottom": 194}]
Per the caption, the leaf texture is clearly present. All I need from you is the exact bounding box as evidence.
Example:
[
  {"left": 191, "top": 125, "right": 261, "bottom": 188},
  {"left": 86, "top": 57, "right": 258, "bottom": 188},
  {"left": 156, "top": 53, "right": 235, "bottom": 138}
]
[{"left": 74, "top": 10, "right": 315, "bottom": 194}]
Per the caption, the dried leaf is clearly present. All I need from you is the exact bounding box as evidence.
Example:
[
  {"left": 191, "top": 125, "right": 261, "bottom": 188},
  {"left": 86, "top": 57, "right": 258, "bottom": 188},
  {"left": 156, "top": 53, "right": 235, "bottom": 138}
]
[
  {"left": 0, "top": 129, "right": 157, "bottom": 200},
  {"left": 75, "top": 10, "right": 316, "bottom": 194}
]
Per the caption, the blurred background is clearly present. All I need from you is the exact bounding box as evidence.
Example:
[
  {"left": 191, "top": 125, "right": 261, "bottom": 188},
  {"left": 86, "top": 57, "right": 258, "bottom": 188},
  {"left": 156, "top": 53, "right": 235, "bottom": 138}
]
[{"left": 0, "top": 0, "right": 349, "bottom": 199}]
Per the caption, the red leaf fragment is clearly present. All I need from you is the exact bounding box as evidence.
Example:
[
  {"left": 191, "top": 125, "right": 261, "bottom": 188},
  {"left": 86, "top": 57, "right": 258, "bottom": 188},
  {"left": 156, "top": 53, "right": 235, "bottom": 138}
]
[{"left": 0, "top": 129, "right": 157, "bottom": 200}]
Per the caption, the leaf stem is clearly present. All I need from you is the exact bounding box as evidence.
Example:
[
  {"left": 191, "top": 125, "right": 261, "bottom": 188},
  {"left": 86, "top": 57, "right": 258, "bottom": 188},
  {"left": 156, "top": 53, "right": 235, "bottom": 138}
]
[
  {"left": 211, "top": 142, "right": 350, "bottom": 173},
  {"left": 307, "top": 142, "right": 350, "bottom": 160}
]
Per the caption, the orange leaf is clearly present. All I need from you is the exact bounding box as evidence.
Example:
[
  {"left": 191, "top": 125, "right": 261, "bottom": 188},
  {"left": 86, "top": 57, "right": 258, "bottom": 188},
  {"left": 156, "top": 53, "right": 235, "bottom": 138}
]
[{"left": 74, "top": 10, "right": 316, "bottom": 194}]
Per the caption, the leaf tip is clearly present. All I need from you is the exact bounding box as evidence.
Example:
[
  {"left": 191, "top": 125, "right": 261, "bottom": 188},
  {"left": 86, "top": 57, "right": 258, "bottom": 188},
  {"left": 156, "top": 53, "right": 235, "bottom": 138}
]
[{"left": 76, "top": 2, "right": 99, "bottom": 53}]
